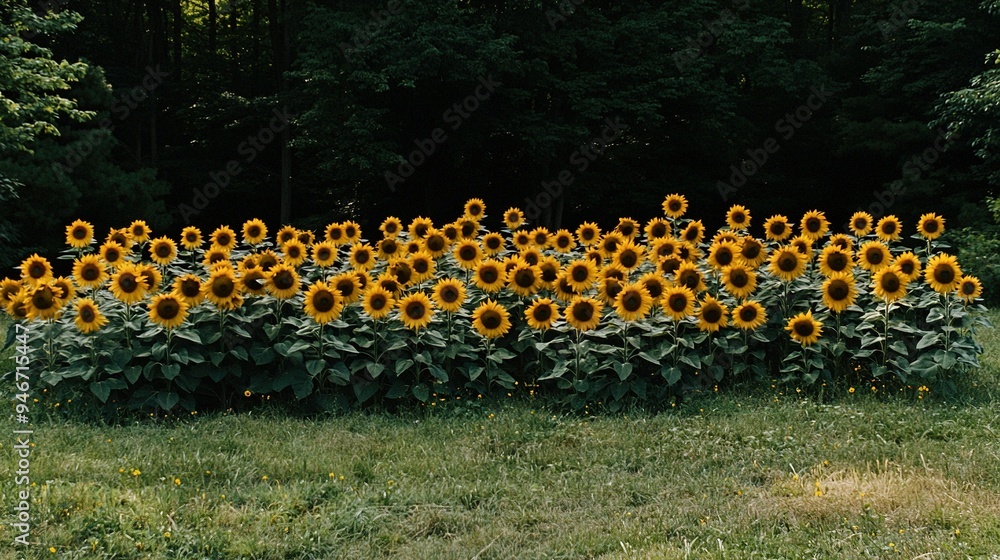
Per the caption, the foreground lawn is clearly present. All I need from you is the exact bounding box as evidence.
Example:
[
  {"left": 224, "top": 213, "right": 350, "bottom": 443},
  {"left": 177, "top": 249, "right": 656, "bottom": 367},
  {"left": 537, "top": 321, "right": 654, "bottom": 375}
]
[{"left": 1, "top": 312, "right": 998, "bottom": 559}]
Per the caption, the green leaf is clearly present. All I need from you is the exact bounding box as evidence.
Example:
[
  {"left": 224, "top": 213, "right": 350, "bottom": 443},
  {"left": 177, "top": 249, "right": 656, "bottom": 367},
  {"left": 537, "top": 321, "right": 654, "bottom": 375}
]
[
  {"left": 917, "top": 332, "right": 941, "bottom": 350},
  {"left": 613, "top": 362, "right": 633, "bottom": 381},
  {"left": 354, "top": 381, "right": 380, "bottom": 403},
  {"left": 173, "top": 330, "right": 201, "bottom": 344},
  {"left": 428, "top": 364, "right": 448, "bottom": 382},
  {"left": 661, "top": 366, "right": 681, "bottom": 385},
  {"left": 124, "top": 366, "right": 142, "bottom": 384},
  {"left": 155, "top": 391, "right": 180, "bottom": 410},
  {"left": 366, "top": 363, "right": 386, "bottom": 378},
  {"left": 306, "top": 359, "right": 326, "bottom": 376},
  {"left": 396, "top": 359, "right": 414, "bottom": 375},
  {"left": 161, "top": 363, "right": 181, "bottom": 380},
  {"left": 251, "top": 346, "right": 275, "bottom": 365},
  {"left": 412, "top": 383, "right": 430, "bottom": 402}
]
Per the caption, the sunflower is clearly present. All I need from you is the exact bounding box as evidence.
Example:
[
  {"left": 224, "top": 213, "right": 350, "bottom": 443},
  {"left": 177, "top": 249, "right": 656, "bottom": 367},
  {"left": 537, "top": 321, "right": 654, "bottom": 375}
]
[
  {"left": 721, "top": 264, "right": 757, "bottom": 299},
  {"left": 662, "top": 194, "right": 688, "bottom": 219},
  {"left": 65, "top": 219, "right": 94, "bottom": 248},
  {"left": 397, "top": 292, "right": 434, "bottom": 331},
  {"left": 598, "top": 278, "right": 624, "bottom": 305},
  {"left": 457, "top": 218, "right": 479, "bottom": 239},
  {"left": 453, "top": 240, "right": 483, "bottom": 270},
  {"left": 402, "top": 240, "right": 422, "bottom": 256},
  {"left": 297, "top": 229, "right": 316, "bottom": 247},
  {"left": 471, "top": 260, "right": 505, "bottom": 293},
  {"left": 873, "top": 266, "right": 907, "bottom": 302},
  {"left": 763, "top": 215, "right": 793, "bottom": 241},
  {"left": 696, "top": 295, "right": 728, "bottom": 332},
  {"left": 736, "top": 237, "right": 767, "bottom": 269},
  {"left": 504, "top": 207, "right": 526, "bottom": 230},
  {"left": 148, "top": 293, "right": 188, "bottom": 330},
  {"left": 172, "top": 274, "right": 204, "bottom": 307},
  {"left": 800, "top": 210, "right": 829, "bottom": 241},
  {"left": 201, "top": 245, "right": 230, "bottom": 268},
  {"left": 148, "top": 237, "right": 177, "bottom": 266},
  {"left": 553, "top": 273, "right": 580, "bottom": 302},
  {"left": 712, "top": 231, "right": 740, "bottom": 246},
  {"left": 821, "top": 272, "right": 857, "bottom": 313},
  {"left": 607, "top": 240, "right": 641, "bottom": 271},
  {"left": 644, "top": 218, "right": 671, "bottom": 242},
  {"left": 407, "top": 251, "right": 435, "bottom": 284},
  {"left": 538, "top": 256, "right": 561, "bottom": 288},
  {"left": 74, "top": 298, "right": 107, "bottom": 334},
  {"left": 615, "top": 218, "right": 640, "bottom": 240},
  {"left": 637, "top": 272, "right": 666, "bottom": 302},
  {"left": 307, "top": 241, "right": 336, "bottom": 268},
  {"left": 875, "top": 215, "right": 902, "bottom": 242},
  {"left": 893, "top": 252, "right": 922, "bottom": 283},
  {"left": 106, "top": 228, "right": 133, "bottom": 250},
  {"left": 917, "top": 213, "right": 945, "bottom": 240},
  {"left": 677, "top": 221, "right": 704, "bottom": 246},
  {"left": 925, "top": 253, "right": 962, "bottom": 293},
  {"left": 345, "top": 243, "right": 374, "bottom": 272},
  {"left": 598, "top": 233, "right": 624, "bottom": 260},
  {"left": 725, "top": 205, "right": 751, "bottom": 231},
  {"left": 325, "top": 222, "right": 347, "bottom": 245},
  {"left": 529, "top": 227, "right": 552, "bottom": 249},
  {"left": 372, "top": 217, "right": 398, "bottom": 239},
  {"left": 662, "top": 286, "right": 695, "bottom": 321},
  {"left": 21, "top": 254, "right": 54, "bottom": 286},
  {"left": 857, "top": 241, "right": 891, "bottom": 273},
  {"left": 274, "top": 225, "right": 296, "bottom": 246},
  {"left": 302, "top": 281, "right": 344, "bottom": 324},
  {"left": 238, "top": 218, "right": 266, "bottom": 245},
  {"left": 464, "top": 198, "right": 486, "bottom": 221},
  {"left": 342, "top": 221, "right": 362, "bottom": 243},
  {"left": 586, "top": 249, "right": 604, "bottom": 266},
  {"left": 209, "top": 226, "right": 237, "bottom": 252},
  {"left": 471, "top": 300, "right": 512, "bottom": 339},
  {"left": 389, "top": 259, "right": 414, "bottom": 287},
  {"left": 99, "top": 242, "right": 129, "bottom": 270},
  {"left": 361, "top": 286, "right": 394, "bottom": 320},
  {"left": 375, "top": 274, "right": 403, "bottom": 298},
  {"left": 422, "top": 229, "right": 449, "bottom": 258},
  {"left": 109, "top": 264, "right": 147, "bottom": 305},
  {"left": 828, "top": 233, "right": 854, "bottom": 252},
  {"left": 137, "top": 265, "right": 162, "bottom": 294},
  {"left": 566, "top": 296, "right": 604, "bottom": 331},
  {"left": 677, "top": 241, "right": 702, "bottom": 262},
  {"left": 732, "top": 300, "right": 767, "bottom": 330},
  {"left": 551, "top": 229, "right": 576, "bottom": 253},
  {"left": 238, "top": 268, "right": 269, "bottom": 296},
  {"left": 376, "top": 238, "right": 401, "bottom": 261},
  {"left": 1, "top": 278, "right": 21, "bottom": 303},
  {"left": 281, "top": 239, "right": 308, "bottom": 267},
  {"left": 570, "top": 223, "right": 598, "bottom": 247},
  {"left": 125, "top": 220, "right": 150, "bottom": 244},
  {"left": 5, "top": 292, "right": 28, "bottom": 320},
  {"left": 849, "top": 212, "right": 873, "bottom": 237},
  {"left": 50, "top": 276, "right": 74, "bottom": 304},
  {"left": 261, "top": 263, "right": 297, "bottom": 300},
  {"left": 790, "top": 235, "right": 814, "bottom": 262},
  {"left": 613, "top": 283, "right": 653, "bottom": 322},
  {"left": 519, "top": 248, "right": 542, "bottom": 268},
  {"left": 817, "top": 245, "right": 853, "bottom": 277},
  {"left": 768, "top": 246, "right": 807, "bottom": 282},
  {"left": 477, "top": 232, "right": 503, "bottom": 256},
  {"left": 674, "top": 261, "right": 706, "bottom": 292},
  {"left": 518, "top": 298, "right": 556, "bottom": 331},
  {"left": 786, "top": 310, "right": 823, "bottom": 346},
  {"left": 508, "top": 262, "right": 543, "bottom": 297},
  {"left": 203, "top": 268, "right": 243, "bottom": 309},
  {"left": 707, "top": 240, "right": 739, "bottom": 270},
  {"left": 956, "top": 276, "right": 982, "bottom": 303},
  {"left": 173, "top": 226, "right": 199, "bottom": 250},
  {"left": 648, "top": 237, "right": 679, "bottom": 262},
  {"left": 25, "top": 283, "right": 64, "bottom": 321},
  {"left": 431, "top": 278, "right": 466, "bottom": 313},
  {"left": 327, "top": 273, "right": 360, "bottom": 305},
  {"left": 69, "top": 255, "right": 105, "bottom": 290}
]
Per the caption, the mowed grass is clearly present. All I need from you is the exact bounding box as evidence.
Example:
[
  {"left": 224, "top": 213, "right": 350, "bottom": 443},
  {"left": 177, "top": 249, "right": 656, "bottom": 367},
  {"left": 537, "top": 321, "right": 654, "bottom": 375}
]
[{"left": 0, "top": 312, "right": 998, "bottom": 559}]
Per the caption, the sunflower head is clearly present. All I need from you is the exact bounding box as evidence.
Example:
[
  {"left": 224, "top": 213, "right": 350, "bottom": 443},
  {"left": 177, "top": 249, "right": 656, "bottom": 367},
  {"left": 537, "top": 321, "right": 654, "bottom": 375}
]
[
  {"left": 858, "top": 241, "right": 891, "bottom": 272},
  {"left": 482, "top": 232, "right": 506, "bottom": 256},
  {"left": 149, "top": 293, "right": 188, "bottom": 330},
  {"left": 21, "top": 254, "right": 54, "bottom": 286},
  {"left": 873, "top": 266, "right": 907, "bottom": 302},
  {"left": 265, "top": 264, "right": 299, "bottom": 300},
  {"left": 576, "top": 222, "right": 601, "bottom": 246},
  {"left": 74, "top": 298, "right": 107, "bottom": 334},
  {"left": 675, "top": 261, "right": 706, "bottom": 292},
  {"left": 304, "top": 281, "right": 345, "bottom": 324},
  {"left": 828, "top": 234, "right": 854, "bottom": 252},
  {"left": 707, "top": 240, "right": 738, "bottom": 270},
  {"left": 331, "top": 273, "right": 362, "bottom": 304},
  {"left": 818, "top": 245, "right": 853, "bottom": 277},
  {"left": 173, "top": 274, "right": 205, "bottom": 306},
  {"left": 662, "top": 194, "right": 688, "bottom": 219},
  {"left": 849, "top": 212, "right": 873, "bottom": 237},
  {"left": 737, "top": 237, "right": 767, "bottom": 269},
  {"left": 552, "top": 229, "right": 576, "bottom": 253},
  {"left": 341, "top": 220, "right": 362, "bottom": 243},
  {"left": 325, "top": 222, "right": 347, "bottom": 245},
  {"left": 525, "top": 298, "right": 559, "bottom": 330},
  {"left": 374, "top": 217, "right": 399, "bottom": 239},
  {"left": 681, "top": 220, "right": 705, "bottom": 245},
  {"left": 389, "top": 259, "right": 414, "bottom": 287},
  {"left": 211, "top": 226, "right": 237, "bottom": 251},
  {"left": 615, "top": 218, "right": 640, "bottom": 239},
  {"left": 129, "top": 220, "right": 151, "bottom": 243},
  {"left": 464, "top": 198, "right": 486, "bottom": 221},
  {"left": 503, "top": 207, "right": 526, "bottom": 230},
  {"left": 726, "top": 205, "right": 751, "bottom": 231},
  {"left": 529, "top": 227, "right": 551, "bottom": 249},
  {"left": 732, "top": 300, "right": 767, "bottom": 330},
  {"left": 65, "top": 219, "right": 94, "bottom": 248},
  {"left": 566, "top": 296, "right": 604, "bottom": 332},
  {"left": 768, "top": 246, "right": 807, "bottom": 282},
  {"left": 349, "top": 243, "right": 376, "bottom": 271},
  {"left": 454, "top": 240, "right": 484, "bottom": 269},
  {"left": 362, "top": 286, "right": 394, "bottom": 320},
  {"left": 109, "top": 264, "right": 148, "bottom": 305},
  {"left": 472, "top": 300, "right": 512, "bottom": 339},
  {"left": 925, "top": 253, "right": 962, "bottom": 294},
  {"left": 644, "top": 218, "right": 671, "bottom": 241},
  {"left": 893, "top": 252, "right": 922, "bottom": 283},
  {"left": 875, "top": 215, "right": 902, "bottom": 242},
  {"left": 662, "top": 286, "right": 695, "bottom": 321},
  {"left": 205, "top": 268, "right": 243, "bottom": 309},
  {"left": 785, "top": 310, "right": 823, "bottom": 346},
  {"left": 800, "top": 210, "right": 829, "bottom": 241},
  {"left": 310, "top": 242, "right": 337, "bottom": 268},
  {"left": 180, "top": 227, "right": 203, "bottom": 250},
  {"left": 917, "top": 213, "right": 945, "bottom": 240},
  {"left": 25, "top": 283, "right": 65, "bottom": 321},
  {"left": 239, "top": 269, "right": 269, "bottom": 296},
  {"left": 614, "top": 283, "right": 653, "bottom": 322},
  {"left": 638, "top": 272, "right": 666, "bottom": 301},
  {"left": 377, "top": 238, "right": 401, "bottom": 261},
  {"left": 956, "top": 275, "right": 983, "bottom": 302},
  {"left": 508, "top": 262, "right": 542, "bottom": 297},
  {"left": 821, "top": 272, "right": 857, "bottom": 313},
  {"left": 432, "top": 278, "right": 466, "bottom": 313},
  {"left": 397, "top": 292, "right": 434, "bottom": 331},
  {"left": 106, "top": 228, "right": 133, "bottom": 250},
  {"left": 764, "top": 215, "right": 792, "bottom": 241},
  {"left": 1, "top": 278, "right": 22, "bottom": 303},
  {"left": 242, "top": 219, "right": 268, "bottom": 245},
  {"left": 696, "top": 295, "right": 728, "bottom": 332},
  {"left": 721, "top": 264, "right": 757, "bottom": 299},
  {"left": 149, "top": 237, "right": 178, "bottom": 266}
]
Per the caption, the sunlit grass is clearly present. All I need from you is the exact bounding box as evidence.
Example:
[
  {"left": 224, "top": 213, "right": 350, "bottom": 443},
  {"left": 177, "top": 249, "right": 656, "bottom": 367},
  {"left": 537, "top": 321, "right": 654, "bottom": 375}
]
[{"left": 0, "top": 311, "right": 997, "bottom": 559}]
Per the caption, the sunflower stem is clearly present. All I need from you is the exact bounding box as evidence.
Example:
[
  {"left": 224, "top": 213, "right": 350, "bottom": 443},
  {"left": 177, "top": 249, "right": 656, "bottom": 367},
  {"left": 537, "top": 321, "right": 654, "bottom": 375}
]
[{"left": 883, "top": 299, "right": 890, "bottom": 369}]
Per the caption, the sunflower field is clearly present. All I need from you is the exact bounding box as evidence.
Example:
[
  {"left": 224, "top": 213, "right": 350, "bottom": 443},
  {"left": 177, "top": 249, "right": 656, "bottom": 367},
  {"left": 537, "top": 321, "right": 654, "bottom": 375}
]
[{"left": 1, "top": 197, "right": 991, "bottom": 412}]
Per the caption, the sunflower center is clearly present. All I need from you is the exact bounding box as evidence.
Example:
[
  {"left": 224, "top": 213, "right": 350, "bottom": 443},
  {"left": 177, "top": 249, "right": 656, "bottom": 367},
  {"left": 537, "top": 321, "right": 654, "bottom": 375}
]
[
  {"left": 27, "top": 262, "right": 46, "bottom": 278},
  {"left": 732, "top": 212, "right": 746, "bottom": 223},
  {"left": 370, "top": 294, "right": 388, "bottom": 310},
  {"left": 32, "top": 288, "right": 55, "bottom": 309},
  {"left": 461, "top": 223, "right": 476, "bottom": 237},
  {"left": 344, "top": 225, "right": 357, "bottom": 238},
  {"left": 622, "top": 291, "right": 643, "bottom": 312},
  {"left": 426, "top": 235, "right": 445, "bottom": 252},
  {"left": 532, "top": 305, "right": 552, "bottom": 322},
  {"left": 828, "top": 280, "right": 849, "bottom": 300},
  {"left": 155, "top": 244, "right": 172, "bottom": 258},
  {"left": 385, "top": 222, "right": 398, "bottom": 234},
  {"left": 603, "top": 239, "right": 619, "bottom": 253},
  {"left": 212, "top": 277, "right": 236, "bottom": 297},
  {"left": 477, "top": 267, "right": 496, "bottom": 284},
  {"left": 702, "top": 304, "right": 723, "bottom": 323},
  {"left": 79, "top": 306, "right": 95, "bottom": 322},
  {"left": 247, "top": 225, "right": 261, "bottom": 238},
  {"left": 605, "top": 280, "right": 623, "bottom": 299},
  {"left": 572, "top": 302, "right": 594, "bottom": 322},
  {"left": 866, "top": 249, "right": 884, "bottom": 265},
  {"left": 317, "top": 248, "right": 332, "bottom": 261},
  {"left": 880, "top": 273, "right": 900, "bottom": 293},
  {"left": 619, "top": 250, "right": 638, "bottom": 268},
  {"left": 650, "top": 223, "right": 667, "bottom": 238},
  {"left": 557, "top": 236, "right": 571, "bottom": 248},
  {"left": 217, "top": 234, "right": 231, "bottom": 246},
  {"left": 412, "top": 259, "right": 429, "bottom": 274},
  {"left": 186, "top": 233, "right": 198, "bottom": 243},
  {"left": 119, "top": 274, "right": 139, "bottom": 293},
  {"left": 313, "top": 290, "right": 336, "bottom": 313},
  {"left": 619, "top": 224, "right": 635, "bottom": 237},
  {"left": 515, "top": 269, "right": 536, "bottom": 288},
  {"left": 934, "top": 265, "right": 954, "bottom": 284},
  {"left": 962, "top": 281, "right": 976, "bottom": 295},
  {"left": 881, "top": 222, "right": 897, "bottom": 234},
  {"left": 507, "top": 212, "right": 518, "bottom": 222},
  {"left": 898, "top": 260, "right": 915, "bottom": 275},
  {"left": 660, "top": 258, "right": 681, "bottom": 275},
  {"left": 82, "top": 265, "right": 100, "bottom": 281},
  {"left": 439, "top": 286, "right": 459, "bottom": 303},
  {"left": 459, "top": 246, "right": 477, "bottom": 261},
  {"left": 329, "top": 228, "right": 343, "bottom": 241},
  {"left": 827, "top": 253, "right": 848, "bottom": 271},
  {"left": 12, "top": 302, "right": 27, "bottom": 318},
  {"left": 534, "top": 233, "right": 548, "bottom": 245},
  {"left": 669, "top": 200, "right": 682, "bottom": 212},
  {"left": 805, "top": 218, "right": 821, "bottom": 232},
  {"left": 684, "top": 228, "right": 699, "bottom": 242},
  {"left": 405, "top": 301, "right": 426, "bottom": 319},
  {"left": 778, "top": 253, "right": 799, "bottom": 272},
  {"left": 770, "top": 223, "right": 786, "bottom": 236},
  {"left": 679, "top": 270, "right": 699, "bottom": 289},
  {"left": 729, "top": 270, "right": 748, "bottom": 288},
  {"left": 393, "top": 263, "right": 413, "bottom": 284},
  {"left": 257, "top": 254, "right": 276, "bottom": 271},
  {"left": 336, "top": 280, "right": 355, "bottom": 298},
  {"left": 73, "top": 227, "right": 88, "bottom": 240},
  {"left": 644, "top": 281, "right": 663, "bottom": 299},
  {"left": 380, "top": 279, "right": 399, "bottom": 293},
  {"left": 287, "top": 246, "right": 302, "bottom": 259},
  {"left": 382, "top": 240, "right": 398, "bottom": 256},
  {"left": 181, "top": 279, "right": 200, "bottom": 297},
  {"left": 667, "top": 293, "right": 688, "bottom": 313},
  {"left": 923, "top": 220, "right": 939, "bottom": 233},
  {"left": 715, "top": 249, "right": 733, "bottom": 267},
  {"left": 156, "top": 299, "right": 180, "bottom": 320},
  {"left": 581, "top": 228, "right": 595, "bottom": 241},
  {"left": 111, "top": 233, "right": 128, "bottom": 246},
  {"left": 481, "top": 310, "right": 502, "bottom": 329},
  {"left": 739, "top": 306, "right": 758, "bottom": 322},
  {"left": 793, "top": 320, "right": 815, "bottom": 337},
  {"left": 853, "top": 218, "right": 868, "bottom": 231}
]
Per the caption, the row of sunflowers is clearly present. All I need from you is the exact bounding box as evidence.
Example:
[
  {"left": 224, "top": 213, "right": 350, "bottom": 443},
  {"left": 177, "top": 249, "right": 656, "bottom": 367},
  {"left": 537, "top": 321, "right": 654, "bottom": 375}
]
[{"left": 2, "top": 196, "right": 989, "bottom": 412}]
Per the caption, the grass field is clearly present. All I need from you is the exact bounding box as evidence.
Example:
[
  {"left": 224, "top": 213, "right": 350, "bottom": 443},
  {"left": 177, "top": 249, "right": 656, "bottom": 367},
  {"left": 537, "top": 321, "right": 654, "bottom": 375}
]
[{"left": 1, "top": 311, "right": 998, "bottom": 559}]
